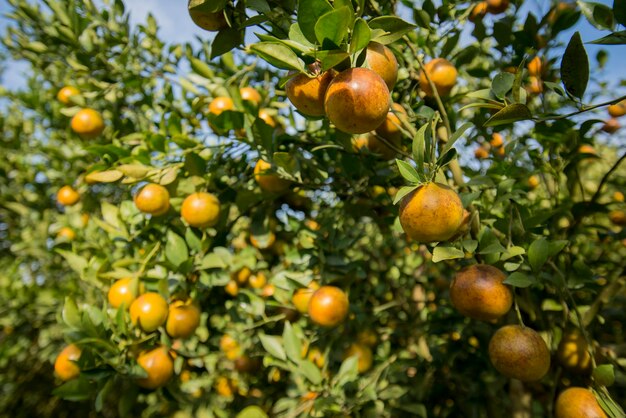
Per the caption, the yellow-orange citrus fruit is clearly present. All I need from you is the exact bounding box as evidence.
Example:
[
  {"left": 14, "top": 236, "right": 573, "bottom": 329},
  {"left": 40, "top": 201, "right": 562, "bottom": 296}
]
[
  {"left": 234, "top": 355, "right": 260, "bottom": 373},
  {"left": 306, "top": 347, "right": 325, "bottom": 368},
  {"left": 285, "top": 68, "right": 335, "bottom": 117},
  {"left": 548, "top": 2, "right": 575, "bottom": 25},
  {"left": 134, "top": 183, "right": 170, "bottom": 216},
  {"left": 450, "top": 265, "right": 513, "bottom": 321},
  {"left": 469, "top": 2, "right": 488, "bottom": 22},
  {"left": 130, "top": 292, "right": 169, "bottom": 332},
  {"left": 258, "top": 108, "right": 278, "bottom": 128},
  {"left": 57, "top": 227, "right": 76, "bottom": 241},
  {"left": 292, "top": 281, "right": 321, "bottom": 313},
  {"left": 555, "top": 387, "right": 608, "bottom": 418},
  {"left": 70, "top": 108, "right": 104, "bottom": 138},
  {"left": 249, "top": 272, "right": 267, "bottom": 289},
  {"left": 324, "top": 67, "right": 391, "bottom": 134},
  {"left": 490, "top": 133, "right": 504, "bottom": 147},
  {"left": 181, "top": 192, "right": 220, "bottom": 228},
  {"left": 365, "top": 42, "right": 398, "bottom": 90},
  {"left": 240, "top": 87, "right": 262, "bottom": 105},
  {"left": 250, "top": 232, "right": 276, "bottom": 249},
  {"left": 528, "top": 175, "right": 540, "bottom": 189},
  {"left": 308, "top": 286, "right": 349, "bottom": 327},
  {"left": 166, "top": 300, "right": 201, "bottom": 339},
  {"left": 375, "top": 102, "right": 408, "bottom": 141},
  {"left": 344, "top": 343, "right": 373, "bottom": 373},
  {"left": 209, "top": 96, "right": 234, "bottom": 116},
  {"left": 225, "top": 280, "right": 239, "bottom": 296},
  {"left": 57, "top": 86, "right": 79, "bottom": 105},
  {"left": 419, "top": 58, "right": 458, "bottom": 97},
  {"left": 578, "top": 144, "right": 596, "bottom": 155},
  {"left": 614, "top": 191, "right": 625, "bottom": 202},
  {"left": 399, "top": 182, "right": 464, "bottom": 243},
  {"left": 527, "top": 76, "right": 543, "bottom": 94},
  {"left": 188, "top": 6, "right": 228, "bottom": 32},
  {"left": 57, "top": 185, "right": 80, "bottom": 206},
  {"left": 488, "top": 325, "right": 551, "bottom": 382},
  {"left": 556, "top": 330, "right": 592, "bottom": 373},
  {"left": 475, "top": 146, "right": 489, "bottom": 159},
  {"left": 220, "top": 334, "right": 241, "bottom": 360},
  {"left": 254, "top": 159, "right": 291, "bottom": 193},
  {"left": 353, "top": 133, "right": 399, "bottom": 160},
  {"left": 527, "top": 56, "right": 543, "bottom": 77},
  {"left": 487, "top": 0, "right": 510, "bottom": 14},
  {"left": 108, "top": 278, "right": 141, "bottom": 309},
  {"left": 602, "top": 118, "right": 620, "bottom": 134},
  {"left": 233, "top": 267, "right": 252, "bottom": 285},
  {"left": 54, "top": 344, "right": 81, "bottom": 381},
  {"left": 136, "top": 346, "right": 174, "bottom": 389},
  {"left": 609, "top": 210, "right": 626, "bottom": 226},
  {"left": 608, "top": 100, "right": 626, "bottom": 117},
  {"left": 215, "top": 376, "right": 235, "bottom": 397}
]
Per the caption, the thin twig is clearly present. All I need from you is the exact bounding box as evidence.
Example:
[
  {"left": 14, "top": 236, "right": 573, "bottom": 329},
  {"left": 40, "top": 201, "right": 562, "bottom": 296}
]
[{"left": 534, "top": 94, "right": 626, "bottom": 122}]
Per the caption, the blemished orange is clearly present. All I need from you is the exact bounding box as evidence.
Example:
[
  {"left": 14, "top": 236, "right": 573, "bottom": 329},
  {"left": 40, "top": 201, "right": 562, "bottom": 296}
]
[
  {"left": 419, "top": 58, "right": 458, "bottom": 97},
  {"left": 308, "top": 286, "right": 349, "bottom": 327},
  {"left": 70, "top": 108, "right": 104, "bottom": 138},
  {"left": 343, "top": 343, "right": 374, "bottom": 373},
  {"left": 240, "top": 87, "right": 262, "bottom": 105},
  {"left": 188, "top": 7, "right": 228, "bottom": 32},
  {"left": 555, "top": 387, "right": 608, "bottom": 418},
  {"left": 54, "top": 344, "right": 81, "bottom": 381},
  {"left": 292, "top": 281, "right": 320, "bottom": 313},
  {"left": 57, "top": 185, "right": 80, "bottom": 206},
  {"left": 488, "top": 325, "right": 551, "bottom": 382},
  {"left": 285, "top": 67, "right": 335, "bottom": 117},
  {"left": 134, "top": 183, "right": 170, "bottom": 216},
  {"left": 136, "top": 346, "right": 174, "bottom": 389},
  {"left": 181, "top": 192, "right": 220, "bottom": 228},
  {"left": 556, "top": 329, "right": 592, "bottom": 374},
  {"left": 449, "top": 265, "right": 513, "bottom": 321},
  {"left": 365, "top": 42, "right": 398, "bottom": 90},
  {"left": 399, "top": 182, "right": 464, "bottom": 243},
  {"left": 324, "top": 67, "right": 391, "bottom": 134},
  {"left": 129, "top": 292, "right": 169, "bottom": 332},
  {"left": 254, "top": 159, "right": 291, "bottom": 193},
  {"left": 166, "top": 300, "right": 201, "bottom": 339},
  {"left": 108, "top": 278, "right": 141, "bottom": 309},
  {"left": 57, "top": 86, "right": 79, "bottom": 105}
]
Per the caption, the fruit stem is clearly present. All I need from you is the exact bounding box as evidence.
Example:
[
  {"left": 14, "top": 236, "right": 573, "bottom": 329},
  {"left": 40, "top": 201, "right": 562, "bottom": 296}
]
[{"left": 513, "top": 293, "right": 525, "bottom": 327}]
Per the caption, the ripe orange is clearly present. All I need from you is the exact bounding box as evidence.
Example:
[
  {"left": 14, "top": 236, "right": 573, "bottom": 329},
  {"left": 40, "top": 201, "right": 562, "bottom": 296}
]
[
  {"left": 234, "top": 355, "right": 260, "bottom": 373},
  {"left": 136, "top": 346, "right": 174, "bottom": 389},
  {"left": 233, "top": 267, "right": 252, "bottom": 285},
  {"left": 614, "top": 191, "right": 625, "bottom": 202},
  {"left": 57, "top": 227, "right": 76, "bottom": 241},
  {"left": 375, "top": 103, "right": 408, "bottom": 142},
  {"left": 608, "top": 100, "right": 626, "bottom": 117},
  {"left": 215, "top": 376, "right": 235, "bottom": 397},
  {"left": 488, "top": 325, "right": 550, "bottom": 382},
  {"left": 343, "top": 343, "right": 373, "bottom": 373},
  {"left": 527, "top": 56, "right": 543, "bottom": 77},
  {"left": 166, "top": 300, "right": 201, "bottom": 339},
  {"left": 220, "top": 334, "right": 241, "bottom": 360},
  {"left": 254, "top": 159, "right": 291, "bottom": 193},
  {"left": 305, "top": 346, "right": 325, "bottom": 368},
  {"left": 54, "top": 344, "right": 81, "bottom": 381},
  {"left": 70, "top": 108, "right": 104, "bottom": 138},
  {"left": 134, "top": 183, "right": 170, "bottom": 216},
  {"left": 556, "top": 329, "right": 592, "bottom": 374},
  {"left": 240, "top": 87, "right": 262, "bottom": 105},
  {"left": 285, "top": 67, "right": 335, "bottom": 117},
  {"left": 578, "top": 144, "right": 596, "bottom": 155},
  {"left": 419, "top": 58, "right": 458, "bottom": 97},
  {"left": 450, "top": 265, "right": 513, "bottom": 321},
  {"left": 490, "top": 133, "right": 504, "bottom": 148},
  {"left": 261, "top": 283, "right": 275, "bottom": 298},
  {"left": 292, "top": 281, "right": 320, "bottom": 313},
  {"left": 308, "top": 286, "right": 349, "bottom": 327},
  {"left": 129, "top": 292, "right": 169, "bottom": 332},
  {"left": 209, "top": 96, "right": 234, "bottom": 116},
  {"left": 469, "top": 2, "right": 488, "bottom": 22},
  {"left": 474, "top": 146, "right": 489, "bottom": 159},
  {"left": 353, "top": 133, "right": 399, "bottom": 160},
  {"left": 555, "top": 387, "right": 607, "bottom": 418},
  {"left": 225, "top": 280, "right": 239, "bottom": 296},
  {"left": 365, "top": 42, "right": 398, "bottom": 90},
  {"left": 188, "top": 6, "right": 228, "bottom": 32},
  {"left": 57, "top": 185, "right": 80, "bottom": 206},
  {"left": 108, "top": 278, "right": 141, "bottom": 309},
  {"left": 486, "top": 0, "right": 510, "bottom": 14},
  {"left": 57, "top": 86, "right": 79, "bottom": 105},
  {"left": 249, "top": 272, "right": 267, "bottom": 289},
  {"left": 527, "top": 76, "right": 543, "bottom": 95},
  {"left": 602, "top": 118, "right": 620, "bottom": 134},
  {"left": 324, "top": 67, "right": 391, "bottom": 134},
  {"left": 609, "top": 210, "right": 626, "bottom": 226},
  {"left": 528, "top": 175, "right": 540, "bottom": 189},
  {"left": 181, "top": 192, "right": 220, "bottom": 228},
  {"left": 399, "top": 182, "right": 464, "bottom": 243}
]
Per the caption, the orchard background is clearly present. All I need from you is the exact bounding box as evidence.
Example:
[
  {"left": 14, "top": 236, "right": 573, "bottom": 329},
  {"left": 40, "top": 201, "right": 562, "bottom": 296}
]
[{"left": 1, "top": 0, "right": 626, "bottom": 417}]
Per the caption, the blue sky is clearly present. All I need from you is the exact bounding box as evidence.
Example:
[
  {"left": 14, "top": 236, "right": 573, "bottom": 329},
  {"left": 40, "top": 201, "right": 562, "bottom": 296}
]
[{"left": 0, "top": 0, "right": 624, "bottom": 96}]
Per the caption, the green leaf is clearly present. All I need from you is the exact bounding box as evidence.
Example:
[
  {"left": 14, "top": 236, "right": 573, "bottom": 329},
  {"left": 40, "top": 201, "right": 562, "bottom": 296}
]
[
  {"left": 62, "top": 297, "right": 82, "bottom": 329},
  {"left": 615, "top": 0, "right": 626, "bottom": 25},
  {"left": 432, "top": 246, "right": 465, "bottom": 263},
  {"left": 548, "top": 240, "right": 569, "bottom": 257},
  {"left": 315, "top": 7, "right": 351, "bottom": 46},
  {"left": 578, "top": 1, "right": 614, "bottom": 30},
  {"left": 588, "top": 30, "right": 626, "bottom": 45},
  {"left": 236, "top": 406, "right": 269, "bottom": 418},
  {"left": 396, "top": 160, "right": 421, "bottom": 183},
  {"left": 368, "top": 16, "right": 416, "bottom": 44},
  {"left": 443, "top": 122, "right": 472, "bottom": 152},
  {"left": 297, "top": 0, "right": 333, "bottom": 44},
  {"left": 561, "top": 32, "right": 589, "bottom": 99},
  {"left": 503, "top": 272, "right": 536, "bottom": 288},
  {"left": 484, "top": 104, "right": 532, "bottom": 127},
  {"left": 190, "top": 57, "right": 214, "bottom": 79},
  {"left": 412, "top": 123, "right": 429, "bottom": 173},
  {"left": 350, "top": 18, "right": 371, "bottom": 55},
  {"left": 288, "top": 23, "right": 315, "bottom": 49},
  {"left": 491, "top": 72, "right": 515, "bottom": 100},
  {"left": 282, "top": 322, "right": 302, "bottom": 364},
  {"left": 393, "top": 185, "right": 418, "bottom": 205},
  {"left": 306, "top": 49, "right": 350, "bottom": 71},
  {"left": 299, "top": 360, "right": 323, "bottom": 384},
  {"left": 250, "top": 42, "right": 305, "bottom": 72},
  {"left": 334, "top": 356, "right": 358, "bottom": 386},
  {"left": 528, "top": 238, "right": 549, "bottom": 272},
  {"left": 165, "top": 230, "right": 189, "bottom": 267},
  {"left": 56, "top": 249, "right": 88, "bottom": 275},
  {"left": 259, "top": 334, "right": 286, "bottom": 361},
  {"left": 436, "top": 148, "right": 457, "bottom": 170},
  {"left": 210, "top": 28, "right": 244, "bottom": 59},
  {"left": 593, "top": 364, "right": 615, "bottom": 386},
  {"left": 501, "top": 246, "right": 526, "bottom": 261}
]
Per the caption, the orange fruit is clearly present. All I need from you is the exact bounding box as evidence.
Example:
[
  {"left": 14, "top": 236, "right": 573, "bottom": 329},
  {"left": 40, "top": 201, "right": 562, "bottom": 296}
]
[
  {"left": 249, "top": 272, "right": 267, "bottom": 289},
  {"left": 57, "top": 227, "right": 76, "bottom": 241},
  {"left": 108, "top": 278, "right": 141, "bottom": 309},
  {"left": 57, "top": 185, "right": 80, "bottom": 206},
  {"left": 70, "top": 108, "right": 104, "bottom": 138},
  {"left": 487, "top": 0, "right": 510, "bottom": 14},
  {"left": 136, "top": 346, "right": 174, "bottom": 389},
  {"left": 527, "top": 76, "right": 543, "bottom": 95},
  {"left": 475, "top": 146, "right": 489, "bottom": 159},
  {"left": 209, "top": 96, "right": 234, "bottom": 116},
  {"left": 254, "top": 159, "right": 291, "bottom": 193},
  {"left": 225, "top": 280, "right": 239, "bottom": 296},
  {"left": 488, "top": 325, "right": 551, "bottom": 382},
  {"left": 188, "top": 5, "right": 228, "bottom": 32},
  {"left": 54, "top": 344, "right": 81, "bottom": 381},
  {"left": 469, "top": 2, "right": 488, "bottom": 22},
  {"left": 324, "top": 67, "right": 391, "bottom": 134},
  {"left": 399, "top": 182, "right": 464, "bottom": 243},
  {"left": 555, "top": 387, "right": 607, "bottom": 418},
  {"left": 419, "top": 58, "right": 458, "bottom": 97},
  {"left": 215, "top": 376, "right": 235, "bottom": 397},
  {"left": 490, "top": 133, "right": 504, "bottom": 147},
  {"left": 578, "top": 144, "right": 596, "bottom": 155},
  {"left": 375, "top": 102, "right": 408, "bottom": 142},
  {"left": 608, "top": 100, "right": 626, "bottom": 117},
  {"left": 57, "top": 86, "right": 79, "bottom": 105},
  {"left": 250, "top": 231, "right": 276, "bottom": 249},
  {"left": 261, "top": 283, "right": 275, "bottom": 298},
  {"left": 556, "top": 329, "right": 592, "bottom": 374},
  {"left": 129, "top": 292, "right": 169, "bottom": 332},
  {"left": 240, "top": 87, "right": 262, "bottom": 105},
  {"left": 353, "top": 133, "right": 399, "bottom": 160},
  {"left": 233, "top": 267, "right": 252, "bottom": 285},
  {"left": 305, "top": 346, "right": 325, "bottom": 368},
  {"left": 613, "top": 191, "right": 625, "bottom": 202},
  {"left": 528, "top": 175, "right": 540, "bottom": 189},
  {"left": 609, "top": 210, "right": 626, "bottom": 226},
  {"left": 292, "top": 281, "right": 320, "bottom": 313},
  {"left": 134, "top": 183, "right": 170, "bottom": 216},
  {"left": 220, "top": 335, "right": 240, "bottom": 360},
  {"left": 285, "top": 66, "right": 335, "bottom": 117},
  {"left": 357, "top": 329, "right": 378, "bottom": 347},
  {"left": 365, "top": 42, "right": 399, "bottom": 90},
  {"left": 258, "top": 108, "right": 278, "bottom": 128},
  {"left": 450, "top": 265, "right": 513, "bottom": 321},
  {"left": 181, "top": 192, "right": 220, "bottom": 228},
  {"left": 343, "top": 343, "right": 373, "bottom": 373},
  {"left": 602, "top": 118, "right": 620, "bottom": 134},
  {"left": 234, "top": 355, "right": 260, "bottom": 373},
  {"left": 308, "top": 286, "right": 349, "bottom": 327},
  {"left": 527, "top": 56, "right": 543, "bottom": 77},
  {"left": 166, "top": 300, "right": 201, "bottom": 339}
]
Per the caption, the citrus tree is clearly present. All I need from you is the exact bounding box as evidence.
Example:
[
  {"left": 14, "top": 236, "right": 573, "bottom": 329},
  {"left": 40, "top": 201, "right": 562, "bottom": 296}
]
[{"left": 1, "top": 0, "right": 626, "bottom": 417}]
